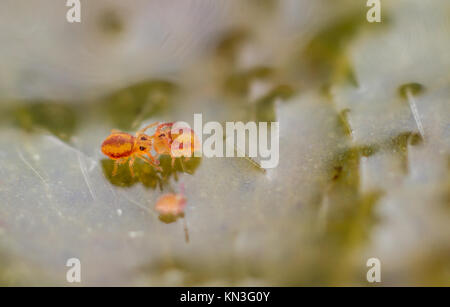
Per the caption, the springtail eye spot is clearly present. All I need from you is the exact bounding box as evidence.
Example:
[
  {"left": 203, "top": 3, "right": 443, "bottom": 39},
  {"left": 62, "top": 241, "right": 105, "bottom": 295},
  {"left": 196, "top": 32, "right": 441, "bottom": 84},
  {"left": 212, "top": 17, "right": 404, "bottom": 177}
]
[{"left": 139, "top": 146, "right": 146, "bottom": 151}]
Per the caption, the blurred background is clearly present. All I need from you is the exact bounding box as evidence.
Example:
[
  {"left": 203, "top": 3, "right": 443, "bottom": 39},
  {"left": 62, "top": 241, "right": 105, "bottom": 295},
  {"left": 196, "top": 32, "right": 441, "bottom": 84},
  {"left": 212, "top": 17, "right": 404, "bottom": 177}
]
[{"left": 0, "top": 0, "right": 449, "bottom": 286}]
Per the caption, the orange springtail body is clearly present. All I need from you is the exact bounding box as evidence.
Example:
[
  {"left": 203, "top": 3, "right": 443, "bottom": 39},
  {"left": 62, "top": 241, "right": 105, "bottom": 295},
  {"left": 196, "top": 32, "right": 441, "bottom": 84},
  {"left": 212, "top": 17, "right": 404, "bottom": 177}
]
[
  {"left": 154, "top": 193, "right": 187, "bottom": 216},
  {"left": 155, "top": 183, "right": 189, "bottom": 242},
  {"left": 151, "top": 122, "right": 200, "bottom": 168},
  {"left": 101, "top": 123, "right": 162, "bottom": 177}
]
